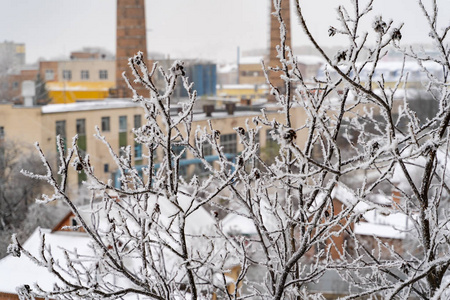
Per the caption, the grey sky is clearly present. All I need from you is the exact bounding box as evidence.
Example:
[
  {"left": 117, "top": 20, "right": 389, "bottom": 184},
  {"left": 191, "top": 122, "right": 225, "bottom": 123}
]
[{"left": 0, "top": 0, "right": 448, "bottom": 64}]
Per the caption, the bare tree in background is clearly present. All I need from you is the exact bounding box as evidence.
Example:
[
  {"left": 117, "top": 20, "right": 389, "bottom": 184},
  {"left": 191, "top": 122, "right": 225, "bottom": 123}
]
[
  {"left": 0, "top": 55, "right": 13, "bottom": 102},
  {"left": 0, "top": 141, "right": 54, "bottom": 258},
  {"left": 8, "top": 0, "right": 450, "bottom": 299}
]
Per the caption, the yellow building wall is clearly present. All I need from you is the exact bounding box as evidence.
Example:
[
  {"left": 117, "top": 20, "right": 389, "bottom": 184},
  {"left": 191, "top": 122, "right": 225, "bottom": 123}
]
[
  {"left": 217, "top": 85, "right": 268, "bottom": 99},
  {"left": 40, "top": 107, "right": 143, "bottom": 194},
  {"left": 0, "top": 105, "right": 44, "bottom": 146},
  {"left": 239, "top": 63, "right": 266, "bottom": 85},
  {"left": 47, "top": 81, "right": 115, "bottom": 104},
  {"left": 0, "top": 101, "right": 308, "bottom": 197},
  {"left": 56, "top": 60, "right": 115, "bottom": 82},
  {"left": 186, "top": 105, "right": 307, "bottom": 155},
  {"left": 0, "top": 103, "right": 144, "bottom": 198}
]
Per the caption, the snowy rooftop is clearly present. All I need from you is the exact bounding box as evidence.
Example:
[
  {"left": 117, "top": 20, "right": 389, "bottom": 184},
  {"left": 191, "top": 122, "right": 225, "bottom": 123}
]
[
  {"left": 217, "top": 84, "right": 268, "bottom": 90},
  {"left": 392, "top": 146, "right": 450, "bottom": 191},
  {"left": 296, "top": 55, "right": 325, "bottom": 66},
  {"left": 306, "top": 183, "right": 412, "bottom": 240},
  {"left": 190, "top": 110, "right": 262, "bottom": 122},
  {"left": 0, "top": 192, "right": 218, "bottom": 296},
  {"left": 317, "top": 60, "right": 444, "bottom": 82},
  {"left": 77, "top": 192, "right": 216, "bottom": 236},
  {"left": 240, "top": 56, "right": 264, "bottom": 65},
  {"left": 217, "top": 63, "right": 237, "bottom": 73},
  {"left": 333, "top": 184, "right": 412, "bottom": 239},
  {"left": 41, "top": 99, "right": 140, "bottom": 114},
  {"left": 222, "top": 212, "right": 257, "bottom": 236},
  {"left": 354, "top": 218, "right": 409, "bottom": 239},
  {"left": 0, "top": 228, "right": 93, "bottom": 294}
]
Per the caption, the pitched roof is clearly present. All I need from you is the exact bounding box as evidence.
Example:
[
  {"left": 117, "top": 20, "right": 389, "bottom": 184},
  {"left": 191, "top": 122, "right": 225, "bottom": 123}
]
[{"left": 0, "top": 228, "right": 92, "bottom": 294}]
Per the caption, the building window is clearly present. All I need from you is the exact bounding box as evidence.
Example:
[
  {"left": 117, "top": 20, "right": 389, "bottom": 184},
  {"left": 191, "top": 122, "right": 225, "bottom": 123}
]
[
  {"left": 12, "top": 81, "right": 19, "bottom": 89},
  {"left": 56, "top": 120, "right": 66, "bottom": 139},
  {"left": 220, "top": 133, "right": 237, "bottom": 154},
  {"left": 56, "top": 120, "right": 67, "bottom": 150},
  {"left": 101, "top": 117, "right": 110, "bottom": 132},
  {"left": 76, "top": 119, "right": 86, "bottom": 135},
  {"left": 119, "top": 116, "right": 128, "bottom": 156},
  {"left": 104, "top": 164, "right": 109, "bottom": 173},
  {"left": 76, "top": 119, "right": 87, "bottom": 154},
  {"left": 203, "top": 142, "right": 212, "bottom": 156},
  {"left": 172, "top": 145, "right": 187, "bottom": 159},
  {"left": 62, "top": 70, "right": 72, "bottom": 80},
  {"left": 134, "top": 114, "right": 141, "bottom": 129},
  {"left": 45, "top": 69, "right": 54, "bottom": 81},
  {"left": 0, "top": 126, "right": 4, "bottom": 140},
  {"left": 194, "top": 163, "right": 210, "bottom": 177},
  {"left": 71, "top": 217, "right": 78, "bottom": 227},
  {"left": 99, "top": 70, "right": 108, "bottom": 79},
  {"left": 135, "top": 144, "right": 143, "bottom": 159},
  {"left": 266, "top": 129, "right": 275, "bottom": 143},
  {"left": 179, "top": 165, "right": 188, "bottom": 177},
  {"left": 81, "top": 70, "right": 89, "bottom": 80},
  {"left": 119, "top": 116, "right": 127, "bottom": 132},
  {"left": 133, "top": 115, "right": 142, "bottom": 162}
]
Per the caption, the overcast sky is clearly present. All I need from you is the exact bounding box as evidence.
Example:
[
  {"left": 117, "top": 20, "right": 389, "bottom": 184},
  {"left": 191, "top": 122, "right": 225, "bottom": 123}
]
[{"left": 0, "top": 0, "right": 448, "bottom": 64}]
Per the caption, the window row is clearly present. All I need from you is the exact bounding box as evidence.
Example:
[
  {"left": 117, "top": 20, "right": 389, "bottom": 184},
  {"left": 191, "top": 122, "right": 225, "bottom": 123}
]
[
  {"left": 55, "top": 115, "right": 142, "bottom": 136},
  {"left": 63, "top": 70, "right": 109, "bottom": 80},
  {"left": 55, "top": 115, "right": 144, "bottom": 171},
  {"left": 44, "top": 69, "right": 109, "bottom": 81},
  {"left": 100, "top": 115, "right": 142, "bottom": 132}
]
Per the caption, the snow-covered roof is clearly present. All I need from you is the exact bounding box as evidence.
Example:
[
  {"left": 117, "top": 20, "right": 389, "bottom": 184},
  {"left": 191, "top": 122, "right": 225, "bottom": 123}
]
[
  {"left": 354, "top": 213, "right": 410, "bottom": 239},
  {"left": 314, "top": 183, "right": 412, "bottom": 239},
  {"left": 348, "top": 190, "right": 411, "bottom": 239},
  {"left": 0, "top": 228, "right": 93, "bottom": 294},
  {"left": 217, "top": 84, "right": 268, "bottom": 90},
  {"left": 296, "top": 55, "right": 325, "bottom": 66},
  {"left": 221, "top": 197, "right": 290, "bottom": 237},
  {"left": 392, "top": 146, "right": 450, "bottom": 192},
  {"left": 191, "top": 110, "right": 262, "bottom": 122},
  {"left": 77, "top": 192, "right": 216, "bottom": 236},
  {"left": 41, "top": 99, "right": 140, "bottom": 114},
  {"left": 217, "top": 64, "right": 237, "bottom": 73},
  {"left": 46, "top": 81, "right": 114, "bottom": 92},
  {"left": 222, "top": 213, "right": 257, "bottom": 236},
  {"left": 239, "top": 56, "right": 263, "bottom": 65},
  {"left": 0, "top": 192, "right": 219, "bottom": 296},
  {"left": 317, "top": 59, "right": 444, "bottom": 82}
]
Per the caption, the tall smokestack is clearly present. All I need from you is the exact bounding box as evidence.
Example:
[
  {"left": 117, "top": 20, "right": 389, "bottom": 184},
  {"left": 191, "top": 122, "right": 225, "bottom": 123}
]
[
  {"left": 116, "top": 0, "right": 148, "bottom": 99},
  {"left": 268, "top": 0, "right": 292, "bottom": 102}
]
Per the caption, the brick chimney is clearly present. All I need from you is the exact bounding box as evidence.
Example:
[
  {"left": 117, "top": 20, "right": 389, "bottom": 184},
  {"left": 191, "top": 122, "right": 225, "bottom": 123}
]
[
  {"left": 116, "top": 0, "right": 148, "bottom": 99},
  {"left": 268, "top": 0, "right": 291, "bottom": 102}
]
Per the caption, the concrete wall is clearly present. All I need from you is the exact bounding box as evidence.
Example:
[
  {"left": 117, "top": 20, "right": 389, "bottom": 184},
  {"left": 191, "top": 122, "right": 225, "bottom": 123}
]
[
  {"left": 57, "top": 60, "right": 115, "bottom": 82},
  {"left": 0, "top": 101, "right": 309, "bottom": 198},
  {"left": 0, "top": 103, "right": 144, "bottom": 198},
  {"left": 239, "top": 63, "right": 266, "bottom": 85}
]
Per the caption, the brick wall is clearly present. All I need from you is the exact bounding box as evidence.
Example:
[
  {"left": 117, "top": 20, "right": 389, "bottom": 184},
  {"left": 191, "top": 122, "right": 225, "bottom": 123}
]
[
  {"left": 0, "top": 292, "right": 19, "bottom": 300},
  {"left": 0, "top": 292, "right": 46, "bottom": 300},
  {"left": 7, "top": 69, "right": 38, "bottom": 104},
  {"left": 116, "top": 0, "right": 148, "bottom": 99}
]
